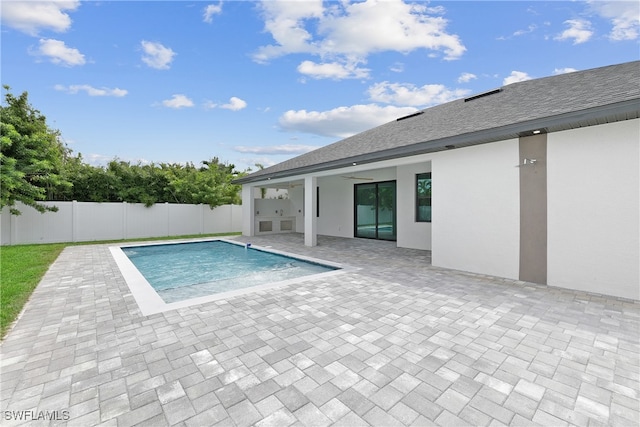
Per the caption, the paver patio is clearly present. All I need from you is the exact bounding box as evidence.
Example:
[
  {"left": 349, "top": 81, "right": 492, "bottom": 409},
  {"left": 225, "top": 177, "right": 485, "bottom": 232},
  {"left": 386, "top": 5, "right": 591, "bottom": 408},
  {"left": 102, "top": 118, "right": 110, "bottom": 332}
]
[{"left": 1, "top": 234, "right": 638, "bottom": 426}]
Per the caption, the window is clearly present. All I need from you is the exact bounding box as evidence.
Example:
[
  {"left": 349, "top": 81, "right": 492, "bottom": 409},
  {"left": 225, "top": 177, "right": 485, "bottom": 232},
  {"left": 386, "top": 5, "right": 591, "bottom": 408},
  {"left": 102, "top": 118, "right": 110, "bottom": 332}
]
[{"left": 416, "top": 173, "right": 431, "bottom": 222}]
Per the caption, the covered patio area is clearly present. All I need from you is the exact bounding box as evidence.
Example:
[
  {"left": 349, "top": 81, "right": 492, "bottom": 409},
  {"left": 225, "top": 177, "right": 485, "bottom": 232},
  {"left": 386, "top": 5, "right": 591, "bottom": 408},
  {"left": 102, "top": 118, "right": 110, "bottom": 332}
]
[{"left": 1, "top": 234, "right": 638, "bottom": 426}]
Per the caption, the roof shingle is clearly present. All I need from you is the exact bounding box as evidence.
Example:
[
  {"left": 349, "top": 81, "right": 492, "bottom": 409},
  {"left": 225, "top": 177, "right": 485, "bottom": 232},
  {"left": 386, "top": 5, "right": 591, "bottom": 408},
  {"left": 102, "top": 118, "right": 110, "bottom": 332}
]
[{"left": 236, "top": 61, "right": 640, "bottom": 184}]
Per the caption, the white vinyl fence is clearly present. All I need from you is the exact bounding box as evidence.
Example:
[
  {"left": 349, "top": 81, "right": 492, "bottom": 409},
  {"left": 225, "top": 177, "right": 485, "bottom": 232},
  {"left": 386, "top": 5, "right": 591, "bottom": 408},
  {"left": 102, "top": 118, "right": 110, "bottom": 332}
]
[{"left": 0, "top": 201, "right": 242, "bottom": 245}]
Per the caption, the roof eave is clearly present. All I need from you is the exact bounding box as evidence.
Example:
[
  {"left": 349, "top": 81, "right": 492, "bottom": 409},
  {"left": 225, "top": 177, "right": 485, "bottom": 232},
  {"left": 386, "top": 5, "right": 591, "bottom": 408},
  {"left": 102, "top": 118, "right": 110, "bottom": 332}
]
[{"left": 233, "top": 99, "right": 640, "bottom": 185}]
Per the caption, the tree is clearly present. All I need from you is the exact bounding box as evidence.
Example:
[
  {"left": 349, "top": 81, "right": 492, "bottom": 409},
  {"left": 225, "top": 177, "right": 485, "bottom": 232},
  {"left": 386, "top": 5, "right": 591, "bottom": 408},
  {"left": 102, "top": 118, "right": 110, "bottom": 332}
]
[
  {"left": 53, "top": 154, "right": 118, "bottom": 203},
  {"left": 161, "top": 158, "right": 242, "bottom": 208},
  {"left": 1, "top": 86, "right": 71, "bottom": 214},
  {"left": 198, "top": 158, "right": 243, "bottom": 207}
]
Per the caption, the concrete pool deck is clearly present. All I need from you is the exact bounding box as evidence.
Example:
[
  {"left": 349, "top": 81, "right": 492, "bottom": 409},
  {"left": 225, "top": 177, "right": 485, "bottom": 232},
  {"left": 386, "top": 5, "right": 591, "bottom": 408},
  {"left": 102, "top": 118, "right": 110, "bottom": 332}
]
[{"left": 1, "top": 234, "right": 638, "bottom": 426}]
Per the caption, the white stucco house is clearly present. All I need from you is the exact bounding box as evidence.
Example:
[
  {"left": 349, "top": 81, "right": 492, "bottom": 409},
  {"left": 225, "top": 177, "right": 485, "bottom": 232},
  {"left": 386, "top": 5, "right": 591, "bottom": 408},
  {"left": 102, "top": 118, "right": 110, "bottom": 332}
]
[{"left": 234, "top": 61, "right": 640, "bottom": 301}]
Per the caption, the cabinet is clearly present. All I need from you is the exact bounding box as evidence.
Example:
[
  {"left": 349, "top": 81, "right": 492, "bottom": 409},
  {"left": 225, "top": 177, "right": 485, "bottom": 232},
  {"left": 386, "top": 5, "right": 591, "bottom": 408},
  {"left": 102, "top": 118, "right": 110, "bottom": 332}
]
[{"left": 255, "top": 217, "right": 296, "bottom": 235}]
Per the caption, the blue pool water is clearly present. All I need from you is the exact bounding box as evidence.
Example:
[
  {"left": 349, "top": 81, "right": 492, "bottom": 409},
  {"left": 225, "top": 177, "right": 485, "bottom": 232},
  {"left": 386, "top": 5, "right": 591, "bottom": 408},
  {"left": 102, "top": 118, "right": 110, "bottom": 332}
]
[{"left": 122, "top": 240, "right": 337, "bottom": 303}]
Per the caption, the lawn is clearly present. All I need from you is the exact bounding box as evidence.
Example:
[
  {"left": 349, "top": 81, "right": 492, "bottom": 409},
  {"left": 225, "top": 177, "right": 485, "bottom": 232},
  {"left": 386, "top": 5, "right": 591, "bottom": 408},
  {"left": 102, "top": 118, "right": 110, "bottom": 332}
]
[
  {"left": 0, "top": 233, "right": 240, "bottom": 339},
  {"left": 0, "top": 243, "right": 66, "bottom": 338}
]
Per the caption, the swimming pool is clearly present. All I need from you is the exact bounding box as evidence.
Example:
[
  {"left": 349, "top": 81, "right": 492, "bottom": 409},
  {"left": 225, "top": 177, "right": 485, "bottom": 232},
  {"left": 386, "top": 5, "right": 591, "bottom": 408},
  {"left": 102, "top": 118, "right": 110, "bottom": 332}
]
[{"left": 110, "top": 239, "right": 346, "bottom": 315}]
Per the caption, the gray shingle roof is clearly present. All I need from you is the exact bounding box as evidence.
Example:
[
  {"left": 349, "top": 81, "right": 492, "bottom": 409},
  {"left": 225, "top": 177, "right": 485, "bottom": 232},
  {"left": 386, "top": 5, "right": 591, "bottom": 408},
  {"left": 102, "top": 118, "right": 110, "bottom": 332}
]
[{"left": 235, "top": 61, "right": 640, "bottom": 184}]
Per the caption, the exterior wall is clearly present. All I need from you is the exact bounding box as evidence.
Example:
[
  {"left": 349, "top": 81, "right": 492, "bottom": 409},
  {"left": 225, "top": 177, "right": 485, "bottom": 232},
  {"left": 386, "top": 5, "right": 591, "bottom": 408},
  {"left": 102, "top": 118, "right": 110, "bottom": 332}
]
[
  {"left": 254, "top": 198, "right": 296, "bottom": 235},
  {"left": 519, "top": 134, "right": 548, "bottom": 284},
  {"left": 253, "top": 187, "right": 289, "bottom": 199},
  {"left": 1, "top": 202, "right": 242, "bottom": 245},
  {"left": 255, "top": 198, "right": 294, "bottom": 217},
  {"left": 396, "top": 162, "right": 432, "bottom": 250},
  {"left": 316, "top": 176, "right": 354, "bottom": 238},
  {"left": 242, "top": 185, "right": 255, "bottom": 236},
  {"left": 547, "top": 119, "right": 640, "bottom": 300},
  {"left": 432, "top": 139, "right": 520, "bottom": 280},
  {"left": 289, "top": 186, "right": 304, "bottom": 233}
]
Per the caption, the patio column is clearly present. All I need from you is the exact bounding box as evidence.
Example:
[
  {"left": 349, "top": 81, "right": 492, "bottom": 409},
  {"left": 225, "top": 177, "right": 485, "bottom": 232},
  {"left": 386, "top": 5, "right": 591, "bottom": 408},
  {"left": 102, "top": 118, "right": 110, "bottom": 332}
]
[
  {"left": 241, "top": 185, "right": 255, "bottom": 236},
  {"left": 304, "top": 176, "right": 317, "bottom": 246}
]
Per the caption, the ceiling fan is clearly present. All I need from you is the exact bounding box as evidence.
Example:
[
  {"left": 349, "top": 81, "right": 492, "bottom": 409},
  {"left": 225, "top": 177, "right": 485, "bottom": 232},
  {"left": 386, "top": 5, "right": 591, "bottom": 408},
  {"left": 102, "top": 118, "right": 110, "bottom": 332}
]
[{"left": 341, "top": 176, "right": 373, "bottom": 180}]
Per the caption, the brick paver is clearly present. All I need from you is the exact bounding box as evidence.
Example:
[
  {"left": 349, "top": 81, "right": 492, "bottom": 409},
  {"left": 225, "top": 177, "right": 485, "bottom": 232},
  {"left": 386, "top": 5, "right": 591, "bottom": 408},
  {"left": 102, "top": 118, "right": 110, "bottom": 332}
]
[{"left": 1, "top": 234, "right": 638, "bottom": 426}]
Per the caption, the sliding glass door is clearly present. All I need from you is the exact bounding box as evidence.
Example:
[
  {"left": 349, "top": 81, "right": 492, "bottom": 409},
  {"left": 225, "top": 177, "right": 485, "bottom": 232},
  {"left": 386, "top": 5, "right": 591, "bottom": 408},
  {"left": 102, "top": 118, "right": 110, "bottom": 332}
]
[
  {"left": 354, "top": 181, "right": 396, "bottom": 241},
  {"left": 355, "top": 184, "right": 377, "bottom": 238}
]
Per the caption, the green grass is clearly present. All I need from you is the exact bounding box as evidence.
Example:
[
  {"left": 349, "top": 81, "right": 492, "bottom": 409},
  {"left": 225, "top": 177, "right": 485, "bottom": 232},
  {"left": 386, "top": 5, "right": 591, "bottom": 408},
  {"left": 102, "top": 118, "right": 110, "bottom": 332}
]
[
  {"left": 0, "top": 232, "right": 240, "bottom": 339},
  {"left": 0, "top": 243, "right": 66, "bottom": 338}
]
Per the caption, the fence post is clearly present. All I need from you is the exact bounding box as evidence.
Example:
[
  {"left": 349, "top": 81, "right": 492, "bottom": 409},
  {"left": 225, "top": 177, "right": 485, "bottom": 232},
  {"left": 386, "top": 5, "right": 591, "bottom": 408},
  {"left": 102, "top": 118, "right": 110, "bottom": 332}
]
[
  {"left": 123, "top": 202, "right": 128, "bottom": 240},
  {"left": 9, "top": 206, "right": 17, "bottom": 245},
  {"left": 201, "top": 204, "right": 205, "bottom": 235},
  {"left": 72, "top": 200, "right": 78, "bottom": 242},
  {"left": 165, "top": 202, "right": 170, "bottom": 237}
]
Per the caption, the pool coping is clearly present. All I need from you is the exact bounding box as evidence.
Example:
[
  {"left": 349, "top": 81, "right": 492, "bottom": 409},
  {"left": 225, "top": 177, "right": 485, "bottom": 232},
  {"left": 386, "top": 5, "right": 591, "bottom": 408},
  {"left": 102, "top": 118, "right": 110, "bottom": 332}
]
[{"left": 109, "top": 237, "right": 356, "bottom": 315}]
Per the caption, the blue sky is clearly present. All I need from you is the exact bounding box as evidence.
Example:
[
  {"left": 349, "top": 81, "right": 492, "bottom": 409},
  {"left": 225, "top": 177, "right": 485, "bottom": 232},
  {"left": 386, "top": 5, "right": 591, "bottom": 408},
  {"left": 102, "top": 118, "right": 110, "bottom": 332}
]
[{"left": 2, "top": 1, "right": 639, "bottom": 171}]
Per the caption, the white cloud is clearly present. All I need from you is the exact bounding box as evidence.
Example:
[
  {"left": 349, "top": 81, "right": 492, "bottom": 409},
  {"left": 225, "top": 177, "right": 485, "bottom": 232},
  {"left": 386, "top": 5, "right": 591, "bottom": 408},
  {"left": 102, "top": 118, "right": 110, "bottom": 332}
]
[
  {"left": 279, "top": 104, "right": 418, "bottom": 138},
  {"left": 556, "top": 19, "right": 593, "bottom": 44},
  {"left": 390, "top": 62, "right": 404, "bottom": 73},
  {"left": 234, "top": 144, "right": 319, "bottom": 155},
  {"left": 503, "top": 71, "right": 533, "bottom": 85},
  {"left": 203, "top": 100, "right": 218, "bottom": 110},
  {"left": 203, "top": 3, "right": 223, "bottom": 23},
  {"left": 239, "top": 156, "right": 278, "bottom": 169},
  {"left": 221, "top": 97, "right": 247, "bottom": 111},
  {"left": 84, "top": 153, "right": 113, "bottom": 167},
  {"left": 254, "top": 0, "right": 465, "bottom": 77},
  {"left": 54, "top": 84, "right": 127, "bottom": 97},
  {"left": 318, "top": 1, "right": 466, "bottom": 59},
  {"left": 457, "top": 72, "right": 477, "bottom": 83},
  {"left": 553, "top": 67, "right": 578, "bottom": 75},
  {"left": 35, "top": 38, "right": 85, "bottom": 66},
  {"left": 140, "top": 40, "right": 176, "bottom": 70},
  {"left": 425, "top": 5, "right": 446, "bottom": 15},
  {"left": 1, "top": 0, "right": 80, "bottom": 36},
  {"left": 84, "top": 154, "right": 151, "bottom": 167},
  {"left": 161, "top": 94, "right": 194, "bottom": 109},
  {"left": 202, "top": 97, "right": 247, "bottom": 111},
  {"left": 297, "top": 60, "right": 370, "bottom": 80},
  {"left": 368, "top": 81, "right": 470, "bottom": 107},
  {"left": 588, "top": 0, "right": 640, "bottom": 41},
  {"left": 253, "top": 0, "right": 324, "bottom": 63},
  {"left": 513, "top": 24, "right": 537, "bottom": 37}
]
